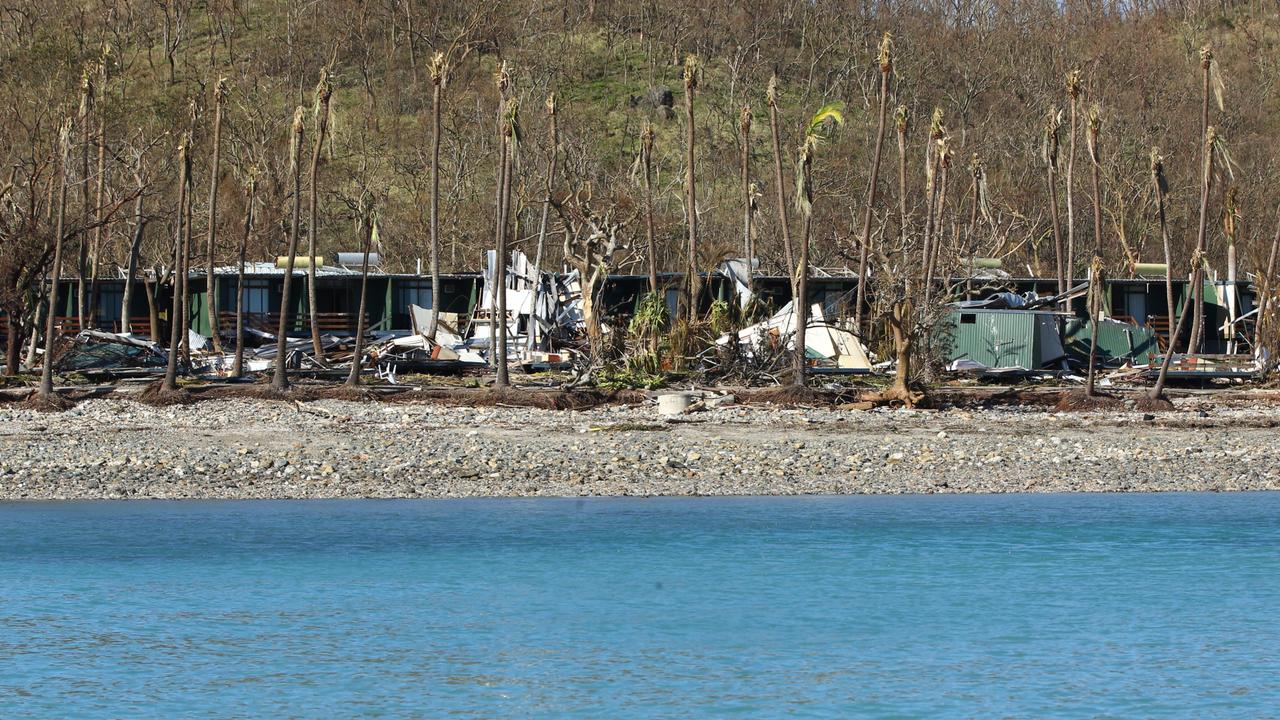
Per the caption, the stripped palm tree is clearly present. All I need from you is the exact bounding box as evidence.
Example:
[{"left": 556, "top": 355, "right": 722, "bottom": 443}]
[
  {"left": 1254, "top": 206, "right": 1280, "bottom": 362},
  {"left": 792, "top": 102, "right": 845, "bottom": 387},
  {"left": 306, "top": 68, "right": 334, "bottom": 363},
  {"left": 346, "top": 193, "right": 376, "bottom": 387},
  {"left": 37, "top": 119, "right": 73, "bottom": 402},
  {"left": 1043, "top": 107, "right": 1067, "bottom": 299},
  {"left": 1084, "top": 104, "right": 1104, "bottom": 398},
  {"left": 204, "top": 77, "right": 228, "bottom": 355},
  {"left": 921, "top": 107, "right": 945, "bottom": 298},
  {"left": 1223, "top": 185, "right": 1241, "bottom": 354},
  {"left": 1189, "top": 43, "right": 1224, "bottom": 353},
  {"left": 87, "top": 50, "right": 111, "bottom": 330},
  {"left": 427, "top": 52, "right": 448, "bottom": 340},
  {"left": 739, "top": 105, "right": 754, "bottom": 297},
  {"left": 232, "top": 168, "right": 257, "bottom": 378},
  {"left": 488, "top": 61, "right": 510, "bottom": 374},
  {"left": 924, "top": 135, "right": 951, "bottom": 308},
  {"left": 895, "top": 105, "right": 909, "bottom": 245},
  {"left": 1146, "top": 149, "right": 1189, "bottom": 407},
  {"left": 1064, "top": 70, "right": 1082, "bottom": 286},
  {"left": 682, "top": 54, "right": 700, "bottom": 324},
  {"left": 640, "top": 119, "right": 658, "bottom": 295},
  {"left": 494, "top": 96, "right": 519, "bottom": 388},
  {"left": 855, "top": 32, "right": 893, "bottom": 333},
  {"left": 271, "top": 107, "right": 306, "bottom": 393},
  {"left": 163, "top": 136, "right": 192, "bottom": 393},
  {"left": 767, "top": 75, "right": 797, "bottom": 291}
]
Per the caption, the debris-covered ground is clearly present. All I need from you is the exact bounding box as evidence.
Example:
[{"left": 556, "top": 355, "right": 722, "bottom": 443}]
[{"left": 2, "top": 393, "right": 1279, "bottom": 500}]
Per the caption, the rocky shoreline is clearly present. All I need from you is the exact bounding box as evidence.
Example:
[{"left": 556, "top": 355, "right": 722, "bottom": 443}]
[{"left": 2, "top": 395, "right": 1279, "bottom": 500}]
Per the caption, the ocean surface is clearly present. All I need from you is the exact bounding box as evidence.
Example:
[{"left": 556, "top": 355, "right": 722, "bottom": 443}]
[{"left": 1, "top": 493, "right": 1277, "bottom": 718}]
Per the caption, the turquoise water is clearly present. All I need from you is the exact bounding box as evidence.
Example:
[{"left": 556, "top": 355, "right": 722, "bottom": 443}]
[{"left": 1, "top": 494, "right": 1278, "bottom": 718}]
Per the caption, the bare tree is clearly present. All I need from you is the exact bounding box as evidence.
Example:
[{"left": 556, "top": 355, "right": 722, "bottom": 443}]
[
  {"left": 232, "top": 169, "right": 256, "bottom": 378},
  {"left": 792, "top": 103, "right": 845, "bottom": 387},
  {"left": 204, "top": 77, "right": 228, "bottom": 354},
  {"left": 271, "top": 107, "right": 306, "bottom": 393},
  {"left": 1043, "top": 108, "right": 1066, "bottom": 299},
  {"left": 640, "top": 119, "right": 657, "bottom": 294},
  {"left": 427, "top": 52, "right": 447, "bottom": 340},
  {"left": 346, "top": 193, "right": 375, "bottom": 387},
  {"left": 1064, "top": 70, "right": 1081, "bottom": 285},
  {"left": 766, "top": 74, "right": 795, "bottom": 285},
  {"left": 682, "top": 54, "right": 700, "bottom": 324},
  {"left": 162, "top": 136, "right": 192, "bottom": 393},
  {"left": 739, "top": 104, "right": 754, "bottom": 296},
  {"left": 855, "top": 32, "right": 892, "bottom": 333},
  {"left": 306, "top": 68, "right": 334, "bottom": 362},
  {"left": 1084, "top": 104, "right": 1104, "bottom": 398},
  {"left": 37, "top": 120, "right": 72, "bottom": 401}
]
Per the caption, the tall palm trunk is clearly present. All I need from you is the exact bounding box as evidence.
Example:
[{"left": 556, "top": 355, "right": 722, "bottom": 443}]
[
  {"left": 924, "top": 142, "right": 950, "bottom": 307},
  {"left": 529, "top": 94, "right": 559, "bottom": 354},
  {"left": 641, "top": 120, "right": 657, "bottom": 294},
  {"left": 739, "top": 106, "right": 754, "bottom": 298},
  {"left": 162, "top": 138, "right": 192, "bottom": 393},
  {"left": 87, "top": 59, "right": 108, "bottom": 330},
  {"left": 346, "top": 199, "right": 374, "bottom": 387},
  {"left": 896, "top": 105, "right": 908, "bottom": 258},
  {"left": 767, "top": 75, "right": 795, "bottom": 289},
  {"left": 76, "top": 68, "right": 93, "bottom": 330},
  {"left": 271, "top": 108, "right": 306, "bottom": 393},
  {"left": 204, "top": 79, "right": 227, "bottom": 354},
  {"left": 534, "top": 95, "right": 558, "bottom": 274},
  {"left": 232, "top": 174, "right": 255, "bottom": 378},
  {"left": 179, "top": 164, "right": 193, "bottom": 364},
  {"left": 1150, "top": 150, "right": 1176, "bottom": 352},
  {"left": 1065, "top": 71, "right": 1081, "bottom": 287},
  {"left": 1189, "top": 45, "right": 1214, "bottom": 353},
  {"left": 682, "top": 55, "right": 700, "bottom": 324},
  {"left": 921, "top": 108, "right": 944, "bottom": 295},
  {"left": 855, "top": 33, "right": 892, "bottom": 333},
  {"left": 1084, "top": 105, "right": 1104, "bottom": 398},
  {"left": 306, "top": 70, "right": 333, "bottom": 362},
  {"left": 1044, "top": 109, "right": 1066, "bottom": 300},
  {"left": 121, "top": 180, "right": 146, "bottom": 334},
  {"left": 494, "top": 101, "right": 514, "bottom": 388},
  {"left": 794, "top": 212, "right": 810, "bottom": 386},
  {"left": 428, "top": 53, "right": 446, "bottom": 340},
  {"left": 38, "top": 121, "right": 72, "bottom": 400},
  {"left": 488, "top": 63, "right": 510, "bottom": 376}
]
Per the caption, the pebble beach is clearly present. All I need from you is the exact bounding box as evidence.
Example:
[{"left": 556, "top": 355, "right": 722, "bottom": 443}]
[{"left": 3, "top": 393, "right": 1280, "bottom": 500}]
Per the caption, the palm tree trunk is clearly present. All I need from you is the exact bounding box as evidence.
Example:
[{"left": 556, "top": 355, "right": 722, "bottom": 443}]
[
  {"left": 683, "top": 64, "right": 700, "bottom": 325},
  {"left": 1189, "top": 128, "right": 1215, "bottom": 354},
  {"left": 794, "top": 213, "right": 810, "bottom": 387},
  {"left": 1065, "top": 89, "right": 1078, "bottom": 287},
  {"left": 121, "top": 188, "right": 146, "bottom": 334},
  {"left": 1189, "top": 52, "right": 1213, "bottom": 354},
  {"left": 76, "top": 75, "right": 92, "bottom": 331},
  {"left": 232, "top": 177, "right": 255, "bottom": 378},
  {"left": 924, "top": 156, "right": 948, "bottom": 307},
  {"left": 346, "top": 207, "right": 374, "bottom": 387},
  {"left": 39, "top": 124, "right": 72, "bottom": 400},
  {"left": 855, "top": 59, "right": 891, "bottom": 333},
  {"left": 163, "top": 141, "right": 191, "bottom": 393},
  {"left": 179, "top": 172, "right": 193, "bottom": 365},
  {"left": 205, "top": 81, "right": 226, "bottom": 354},
  {"left": 495, "top": 121, "right": 512, "bottom": 388},
  {"left": 88, "top": 84, "right": 107, "bottom": 330},
  {"left": 428, "top": 78, "right": 443, "bottom": 340},
  {"left": 739, "top": 107, "right": 753, "bottom": 298},
  {"left": 306, "top": 72, "right": 333, "bottom": 363},
  {"left": 272, "top": 108, "right": 306, "bottom": 393},
  {"left": 1085, "top": 113, "right": 1105, "bottom": 398},
  {"left": 1048, "top": 146, "right": 1066, "bottom": 300},
  {"left": 767, "top": 76, "right": 795, "bottom": 290},
  {"left": 642, "top": 122, "right": 657, "bottom": 295},
  {"left": 1151, "top": 154, "right": 1175, "bottom": 353}
]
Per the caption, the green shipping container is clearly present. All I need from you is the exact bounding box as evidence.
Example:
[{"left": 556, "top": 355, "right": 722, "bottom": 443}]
[
  {"left": 1064, "top": 317, "right": 1159, "bottom": 366},
  {"left": 946, "top": 309, "right": 1068, "bottom": 370}
]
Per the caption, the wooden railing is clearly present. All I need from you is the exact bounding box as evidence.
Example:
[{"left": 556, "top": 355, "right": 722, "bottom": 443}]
[{"left": 219, "top": 311, "right": 368, "bottom": 335}]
